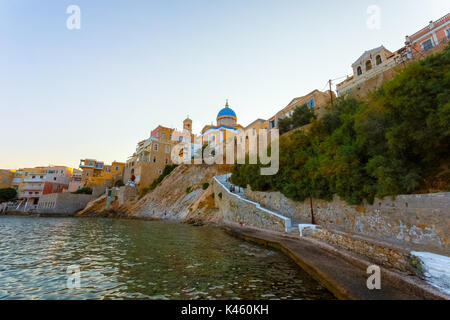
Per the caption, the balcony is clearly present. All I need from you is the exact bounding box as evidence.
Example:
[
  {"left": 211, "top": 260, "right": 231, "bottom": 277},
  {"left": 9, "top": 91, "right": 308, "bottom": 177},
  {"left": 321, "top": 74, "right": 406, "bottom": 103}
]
[
  {"left": 20, "top": 192, "right": 42, "bottom": 198},
  {"left": 80, "top": 163, "right": 95, "bottom": 168},
  {"left": 21, "top": 185, "right": 44, "bottom": 191}
]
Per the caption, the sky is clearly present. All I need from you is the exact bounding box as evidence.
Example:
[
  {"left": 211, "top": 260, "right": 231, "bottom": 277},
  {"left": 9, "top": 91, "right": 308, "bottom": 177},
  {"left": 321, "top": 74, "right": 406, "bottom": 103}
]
[{"left": 0, "top": 0, "right": 449, "bottom": 169}]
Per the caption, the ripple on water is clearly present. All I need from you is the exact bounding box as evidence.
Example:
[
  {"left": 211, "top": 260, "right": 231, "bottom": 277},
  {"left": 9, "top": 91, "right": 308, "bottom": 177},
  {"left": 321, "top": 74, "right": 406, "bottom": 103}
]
[{"left": 0, "top": 216, "right": 335, "bottom": 300}]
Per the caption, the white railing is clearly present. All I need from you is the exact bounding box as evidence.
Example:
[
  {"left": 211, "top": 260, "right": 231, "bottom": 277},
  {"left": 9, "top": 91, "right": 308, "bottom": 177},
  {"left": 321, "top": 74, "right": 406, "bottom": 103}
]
[
  {"left": 409, "top": 13, "right": 450, "bottom": 40},
  {"left": 214, "top": 174, "right": 292, "bottom": 232}
]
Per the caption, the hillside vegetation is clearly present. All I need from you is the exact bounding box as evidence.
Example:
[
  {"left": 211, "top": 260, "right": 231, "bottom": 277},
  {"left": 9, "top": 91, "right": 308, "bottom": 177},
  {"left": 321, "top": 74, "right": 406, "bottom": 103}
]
[{"left": 232, "top": 44, "right": 450, "bottom": 205}]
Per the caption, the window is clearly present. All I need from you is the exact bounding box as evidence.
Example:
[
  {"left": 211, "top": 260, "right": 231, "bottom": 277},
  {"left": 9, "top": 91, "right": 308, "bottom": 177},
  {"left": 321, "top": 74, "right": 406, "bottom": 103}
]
[
  {"left": 165, "top": 146, "right": 170, "bottom": 153},
  {"left": 422, "top": 39, "right": 433, "bottom": 51},
  {"left": 446, "top": 28, "right": 450, "bottom": 39},
  {"left": 158, "top": 170, "right": 162, "bottom": 175},
  {"left": 270, "top": 120, "right": 275, "bottom": 129},
  {"left": 165, "top": 159, "right": 168, "bottom": 165},
  {"left": 153, "top": 157, "right": 156, "bottom": 163},
  {"left": 154, "top": 143, "right": 158, "bottom": 151},
  {"left": 25, "top": 172, "right": 28, "bottom": 176},
  {"left": 365, "top": 60, "right": 372, "bottom": 71},
  {"left": 169, "top": 135, "right": 172, "bottom": 140},
  {"left": 306, "top": 98, "right": 315, "bottom": 108},
  {"left": 115, "top": 166, "right": 119, "bottom": 171},
  {"left": 162, "top": 133, "right": 165, "bottom": 139},
  {"left": 376, "top": 55, "right": 382, "bottom": 65},
  {"left": 357, "top": 66, "right": 362, "bottom": 76}
]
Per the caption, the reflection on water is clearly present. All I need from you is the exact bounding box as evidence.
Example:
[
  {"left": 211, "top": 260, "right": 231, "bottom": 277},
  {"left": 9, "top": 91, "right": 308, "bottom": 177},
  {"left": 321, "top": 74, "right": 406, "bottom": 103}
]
[{"left": 0, "top": 216, "right": 334, "bottom": 300}]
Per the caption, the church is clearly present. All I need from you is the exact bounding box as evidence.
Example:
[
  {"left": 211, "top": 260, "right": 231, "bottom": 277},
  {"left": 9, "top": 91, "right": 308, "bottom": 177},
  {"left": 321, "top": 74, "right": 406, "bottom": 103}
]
[{"left": 200, "top": 100, "right": 244, "bottom": 146}]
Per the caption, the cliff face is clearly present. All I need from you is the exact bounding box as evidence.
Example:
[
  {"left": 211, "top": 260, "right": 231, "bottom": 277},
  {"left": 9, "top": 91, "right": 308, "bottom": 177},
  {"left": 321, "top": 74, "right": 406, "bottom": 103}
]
[
  {"left": 78, "top": 164, "right": 232, "bottom": 224},
  {"left": 130, "top": 164, "right": 231, "bottom": 223}
]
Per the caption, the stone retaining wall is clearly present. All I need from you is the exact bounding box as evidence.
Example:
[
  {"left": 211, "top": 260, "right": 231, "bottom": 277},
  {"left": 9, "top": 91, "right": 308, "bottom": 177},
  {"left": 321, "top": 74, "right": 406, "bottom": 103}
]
[
  {"left": 37, "top": 193, "right": 93, "bottom": 215},
  {"left": 213, "top": 175, "right": 290, "bottom": 233},
  {"left": 244, "top": 188, "right": 450, "bottom": 253},
  {"left": 302, "top": 227, "right": 419, "bottom": 274}
]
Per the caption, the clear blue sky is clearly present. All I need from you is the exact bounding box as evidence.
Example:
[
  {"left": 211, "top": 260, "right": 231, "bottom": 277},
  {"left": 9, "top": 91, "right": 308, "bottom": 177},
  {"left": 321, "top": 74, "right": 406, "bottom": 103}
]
[{"left": 1, "top": 0, "right": 449, "bottom": 169}]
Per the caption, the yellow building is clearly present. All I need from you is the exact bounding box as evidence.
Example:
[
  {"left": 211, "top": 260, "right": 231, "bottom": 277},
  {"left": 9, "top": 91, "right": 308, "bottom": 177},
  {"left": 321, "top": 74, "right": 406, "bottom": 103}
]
[
  {"left": 79, "top": 159, "right": 125, "bottom": 186},
  {"left": 11, "top": 167, "right": 47, "bottom": 194}
]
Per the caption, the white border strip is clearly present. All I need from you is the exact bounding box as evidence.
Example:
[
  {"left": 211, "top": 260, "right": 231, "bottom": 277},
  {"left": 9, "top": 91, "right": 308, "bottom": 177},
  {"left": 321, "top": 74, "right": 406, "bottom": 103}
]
[{"left": 214, "top": 175, "right": 291, "bottom": 232}]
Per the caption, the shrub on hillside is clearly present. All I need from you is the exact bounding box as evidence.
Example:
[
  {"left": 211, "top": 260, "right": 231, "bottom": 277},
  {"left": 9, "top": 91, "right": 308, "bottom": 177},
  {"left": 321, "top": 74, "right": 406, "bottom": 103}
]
[
  {"left": 149, "top": 164, "right": 178, "bottom": 191},
  {"left": 72, "top": 187, "right": 92, "bottom": 195},
  {"left": 232, "top": 44, "right": 450, "bottom": 205}
]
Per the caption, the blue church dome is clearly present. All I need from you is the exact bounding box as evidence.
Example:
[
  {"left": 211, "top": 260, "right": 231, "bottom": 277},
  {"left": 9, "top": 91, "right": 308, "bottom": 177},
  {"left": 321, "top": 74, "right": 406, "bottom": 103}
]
[
  {"left": 217, "top": 100, "right": 236, "bottom": 118},
  {"left": 217, "top": 107, "right": 236, "bottom": 118}
]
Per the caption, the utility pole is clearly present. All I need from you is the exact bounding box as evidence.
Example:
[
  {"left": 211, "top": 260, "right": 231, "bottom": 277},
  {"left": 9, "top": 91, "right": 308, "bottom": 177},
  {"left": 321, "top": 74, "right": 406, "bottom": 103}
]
[
  {"left": 329, "top": 79, "right": 334, "bottom": 107},
  {"left": 310, "top": 194, "right": 315, "bottom": 225}
]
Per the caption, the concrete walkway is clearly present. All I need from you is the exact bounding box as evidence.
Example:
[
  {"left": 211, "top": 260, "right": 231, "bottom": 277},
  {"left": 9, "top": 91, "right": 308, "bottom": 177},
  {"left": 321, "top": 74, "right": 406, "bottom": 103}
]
[{"left": 223, "top": 224, "right": 449, "bottom": 300}]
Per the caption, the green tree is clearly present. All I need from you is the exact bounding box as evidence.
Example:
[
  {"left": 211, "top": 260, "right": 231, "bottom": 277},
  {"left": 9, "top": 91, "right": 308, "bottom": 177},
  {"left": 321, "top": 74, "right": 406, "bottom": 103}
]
[
  {"left": 231, "top": 44, "right": 450, "bottom": 205},
  {"left": 0, "top": 188, "right": 17, "bottom": 203}
]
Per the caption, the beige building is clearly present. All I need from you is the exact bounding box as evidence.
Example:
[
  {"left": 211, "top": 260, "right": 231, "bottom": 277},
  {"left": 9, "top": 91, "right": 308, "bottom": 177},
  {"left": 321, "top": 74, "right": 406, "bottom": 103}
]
[
  {"left": 124, "top": 125, "right": 177, "bottom": 190},
  {"left": 268, "top": 89, "right": 334, "bottom": 129},
  {"left": 16, "top": 166, "right": 73, "bottom": 211},
  {"left": 336, "top": 46, "right": 407, "bottom": 97},
  {"left": 0, "top": 170, "right": 15, "bottom": 189},
  {"left": 67, "top": 169, "right": 83, "bottom": 192}
]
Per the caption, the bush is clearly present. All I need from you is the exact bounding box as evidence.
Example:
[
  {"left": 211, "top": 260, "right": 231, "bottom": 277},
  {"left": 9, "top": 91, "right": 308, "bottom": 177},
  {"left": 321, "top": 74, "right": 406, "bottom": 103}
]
[
  {"left": 115, "top": 180, "right": 124, "bottom": 187},
  {"left": 0, "top": 188, "right": 17, "bottom": 203},
  {"left": 202, "top": 182, "right": 210, "bottom": 190},
  {"left": 149, "top": 164, "right": 178, "bottom": 191},
  {"left": 186, "top": 186, "right": 192, "bottom": 194},
  {"left": 232, "top": 44, "right": 450, "bottom": 205},
  {"left": 279, "top": 104, "right": 317, "bottom": 135},
  {"left": 72, "top": 187, "right": 92, "bottom": 195}
]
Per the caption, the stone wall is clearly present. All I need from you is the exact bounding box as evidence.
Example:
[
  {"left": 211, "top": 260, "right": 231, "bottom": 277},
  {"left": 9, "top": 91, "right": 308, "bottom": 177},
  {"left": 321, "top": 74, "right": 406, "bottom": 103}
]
[
  {"left": 244, "top": 188, "right": 450, "bottom": 253},
  {"left": 92, "top": 185, "right": 107, "bottom": 198},
  {"left": 37, "top": 193, "right": 93, "bottom": 215},
  {"left": 110, "top": 186, "right": 137, "bottom": 206},
  {"left": 302, "top": 227, "right": 419, "bottom": 274},
  {"left": 213, "top": 175, "right": 290, "bottom": 233}
]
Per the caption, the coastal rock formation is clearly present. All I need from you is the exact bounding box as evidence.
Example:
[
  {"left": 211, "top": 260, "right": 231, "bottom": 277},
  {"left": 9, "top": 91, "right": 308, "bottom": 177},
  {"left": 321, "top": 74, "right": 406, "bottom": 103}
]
[{"left": 78, "top": 164, "right": 232, "bottom": 224}]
